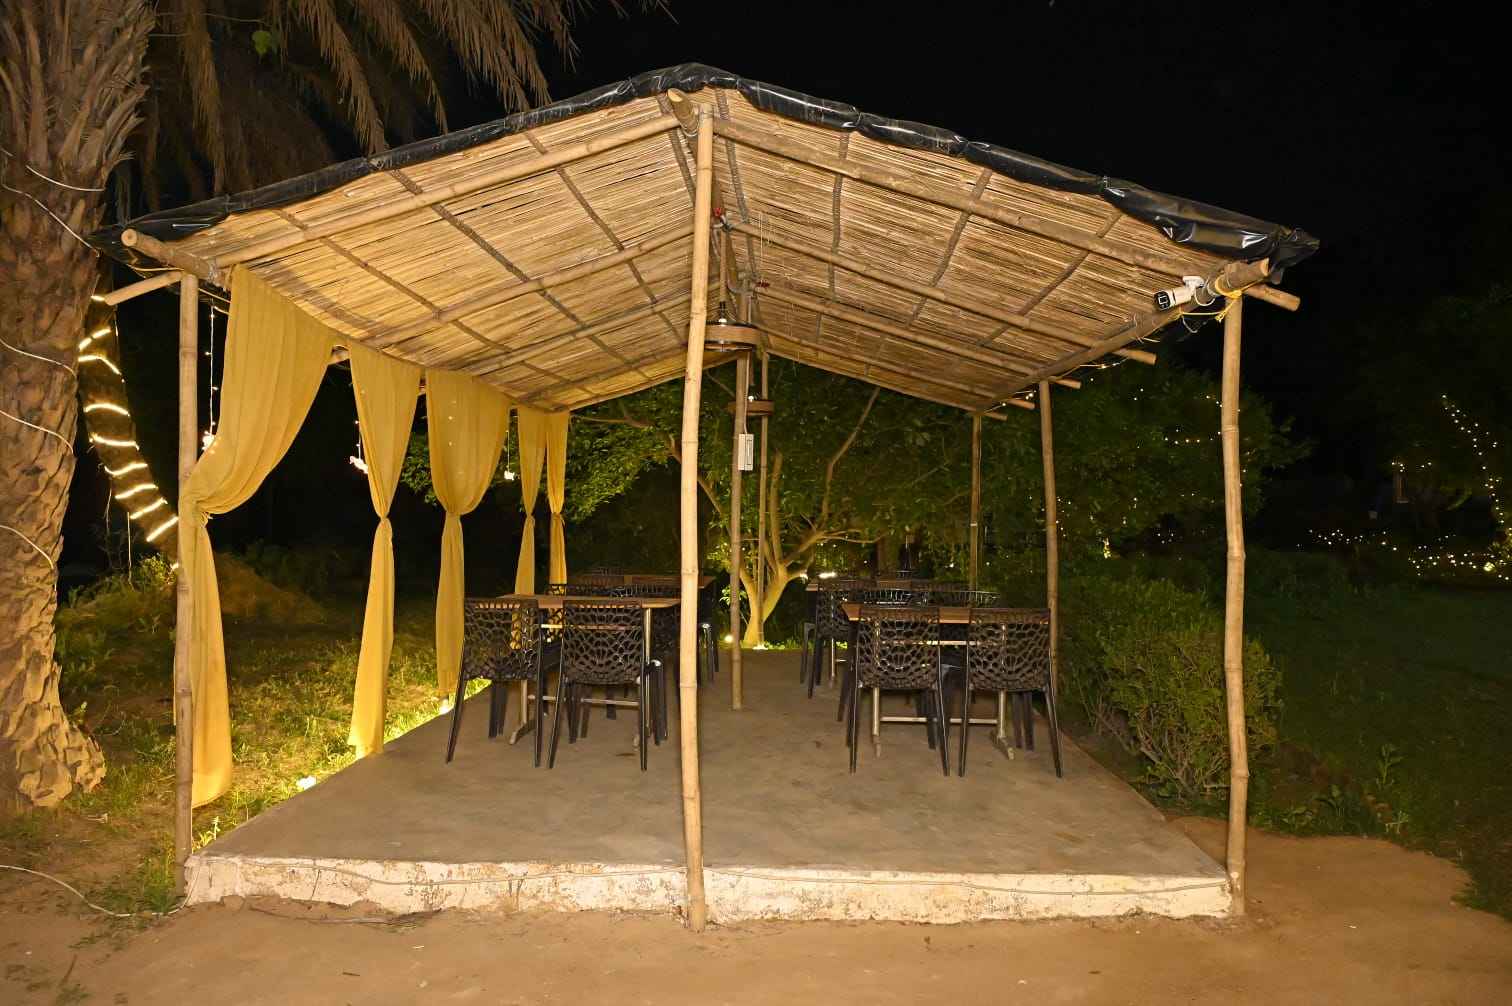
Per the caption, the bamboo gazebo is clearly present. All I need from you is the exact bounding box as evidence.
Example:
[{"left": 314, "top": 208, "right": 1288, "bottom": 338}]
[{"left": 95, "top": 64, "right": 1313, "bottom": 929}]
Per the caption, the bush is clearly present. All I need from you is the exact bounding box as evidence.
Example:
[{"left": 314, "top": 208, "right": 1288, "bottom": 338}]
[
  {"left": 1057, "top": 570, "right": 1282, "bottom": 803},
  {"left": 237, "top": 541, "right": 355, "bottom": 596}
]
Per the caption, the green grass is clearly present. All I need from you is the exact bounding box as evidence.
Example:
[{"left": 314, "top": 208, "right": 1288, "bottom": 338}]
[
  {"left": 2, "top": 570, "right": 448, "bottom": 918},
  {"left": 1247, "top": 585, "right": 1512, "bottom": 917}
]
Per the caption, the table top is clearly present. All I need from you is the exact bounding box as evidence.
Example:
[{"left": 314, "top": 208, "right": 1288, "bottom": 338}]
[
  {"left": 572, "top": 575, "right": 714, "bottom": 588},
  {"left": 806, "top": 578, "right": 921, "bottom": 591},
  {"left": 840, "top": 602, "right": 973, "bottom": 624},
  {"left": 501, "top": 593, "right": 681, "bottom": 610}
]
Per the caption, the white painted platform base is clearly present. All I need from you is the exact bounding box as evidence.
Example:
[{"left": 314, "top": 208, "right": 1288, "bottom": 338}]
[{"left": 186, "top": 852, "right": 1231, "bottom": 923}]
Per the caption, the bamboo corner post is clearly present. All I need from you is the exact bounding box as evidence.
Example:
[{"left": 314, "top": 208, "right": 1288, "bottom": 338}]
[
  {"left": 729, "top": 353, "right": 750, "bottom": 710},
  {"left": 754, "top": 351, "right": 770, "bottom": 647},
  {"left": 1037, "top": 382, "right": 1060, "bottom": 692},
  {"left": 675, "top": 104, "right": 715, "bottom": 932},
  {"left": 969, "top": 414, "right": 983, "bottom": 591},
  {"left": 172, "top": 274, "right": 199, "bottom": 895},
  {"left": 1220, "top": 299, "right": 1251, "bottom": 914}
]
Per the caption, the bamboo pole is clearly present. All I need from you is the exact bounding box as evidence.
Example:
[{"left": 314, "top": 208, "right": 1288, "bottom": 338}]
[
  {"left": 726, "top": 222, "right": 1155, "bottom": 365},
  {"left": 675, "top": 105, "right": 715, "bottom": 932},
  {"left": 122, "top": 115, "right": 681, "bottom": 284},
  {"left": 755, "top": 350, "right": 769, "bottom": 648},
  {"left": 99, "top": 269, "right": 182, "bottom": 305},
  {"left": 1220, "top": 298, "right": 1250, "bottom": 914},
  {"left": 729, "top": 353, "right": 750, "bottom": 709},
  {"left": 172, "top": 274, "right": 199, "bottom": 895},
  {"left": 1038, "top": 381, "right": 1059, "bottom": 693},
  {"left": 969, "top": 413, "right": 982, "bottom": 591}
]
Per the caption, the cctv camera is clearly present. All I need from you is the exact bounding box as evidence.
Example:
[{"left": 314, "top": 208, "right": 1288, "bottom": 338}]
[{"left": 1154, "top": 276, "right": 1207, "bottom": 312}]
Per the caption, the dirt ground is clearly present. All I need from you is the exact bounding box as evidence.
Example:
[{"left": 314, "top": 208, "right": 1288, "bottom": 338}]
[{"left": 4, "top": 819, "right": 1510, "bottom": 1004}]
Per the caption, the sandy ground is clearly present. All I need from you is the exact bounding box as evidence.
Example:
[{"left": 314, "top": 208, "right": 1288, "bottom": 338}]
[{"left": 3, "top": 819, "right": 1510, "bottom": 1004}]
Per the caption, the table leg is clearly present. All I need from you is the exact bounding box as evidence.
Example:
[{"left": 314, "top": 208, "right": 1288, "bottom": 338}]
[
  {"left": 508, "top": 680, "right": 534, "bottom": 745},
  {"left": 993, "top": 690, "right": 1013, "bottom": 760},
  {"left": 872, "top": 686, "right": 882, "bottom": 758}
]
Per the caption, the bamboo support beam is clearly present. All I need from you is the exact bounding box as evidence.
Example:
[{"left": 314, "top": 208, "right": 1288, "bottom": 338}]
[
  {"left": 729, "top": 353, "right": 750, "bottom": 709},
  {"left": 994, "top": 258, "right": 1272, "bottom": 398},
  {"left": 676, "top": 106, "right": 715, "bottom": 932},
  {"left": 99, "top": 269, "right": 182, "bottom": 305},
  {"left": 373, "top": 225, "right": 695, "bottom": 348},
  {"left": 969, "top": 413, "right": 982, "bottom": 591},
  {"left": 727, "top": 222, "right": 1155, "bottom": 365},
  {"left": 172, "top": 275, "right": 198, "bottom": 895},
  {"left": 1039, "top": 381, "right": 1060, "bottom": 696},
  {"left": 121, "top": 115, "right": 681, "bottom": 284},
  {"left": 755, "top": 350, "right": 769, "bottom": 648},
  {"left": 1220, "top": 299, "right": 1251, "bottom": 913}
]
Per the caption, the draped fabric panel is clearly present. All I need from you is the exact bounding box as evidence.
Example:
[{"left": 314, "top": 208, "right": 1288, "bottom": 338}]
[
  {"left": 545, "top": 411, "right": 570, "bottom": 584},
  {"left": 513, "top": 407, "right": 547, "bottom": 593},
  {"left": 426, "top": 368, "right": 510, "bottom": 697},
  {"left": 346, "top": 343, "right": 421, "bottom": 756},
  {"left": 181, "top": 267, "right": 335, "bottom": 805}
]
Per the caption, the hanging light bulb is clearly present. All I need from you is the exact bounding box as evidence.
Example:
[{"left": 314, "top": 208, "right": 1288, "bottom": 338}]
[{"left": 348, "top": 419, "right": 368, "bottom": 474}]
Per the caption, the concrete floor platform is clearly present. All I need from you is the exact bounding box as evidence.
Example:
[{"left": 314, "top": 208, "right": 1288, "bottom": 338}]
[{"left": 188, "top": 650, "right": 1229, "bottom": 923}]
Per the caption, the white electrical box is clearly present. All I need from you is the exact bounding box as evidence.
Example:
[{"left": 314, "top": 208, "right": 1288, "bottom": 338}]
[{"left": 738, "top": 433, "right": 755, "bottom": 471}]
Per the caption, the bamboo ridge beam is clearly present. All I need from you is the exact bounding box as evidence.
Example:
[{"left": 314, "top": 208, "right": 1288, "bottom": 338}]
[
  {"left": 99, "top": 269, "right": 182, "bottom": 305},
  {"left": 372, "top": 225, "right": 694, "bottom": 348},
  {"left": 727, "top": 222, "right": 1155, "bottom": 365},
  {"left": 120, "top": 114, "right": 681, "bottom": 284}
]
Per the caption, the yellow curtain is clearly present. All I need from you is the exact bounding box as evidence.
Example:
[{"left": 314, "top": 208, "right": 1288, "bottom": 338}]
[
  {"left": 545, "top": 411, "right": 570, "bottom": 583},
  {"left": 181, "top": 268, "right": 335, "bottom": 805},
  {"left": 346, "top": 343, "right": 421, "bottom": 756},
  {"left": 426, "top": 368, "right": 510, "bottom": 697},
  {"left": 513, "top": 406, "right": 547, "bottom": 593}
]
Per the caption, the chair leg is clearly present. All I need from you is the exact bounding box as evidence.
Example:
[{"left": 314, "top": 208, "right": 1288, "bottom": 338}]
[
  {"left": 934, "top": 679, "right": 950, "bottom": 776},
  {"left": 658, "top": 662, "right": 669, "bottom": 742},
  {"left": 638, "top": 674, "right": 649, "bottom": 772},
  {"left": 444, "top": 672, "right": 468, "bottom": 764},
  {"left": 924, "top": 689, "right": 937, "bottom": 751},
  {"left": 567, "top": 683, "right": 581, "bottom": 743},
  {"left": 1011, "top": 691, "right": 1025, "bottom": 749},
  {"left": 809, "top": 635, "right": 824, "bottom": 700},
  {"left": 493, "top": 681, "right": 509, "bottom": 741},
  {"left": 799, "top": 624, "right": 811, "bottom": 684},
  {"left": 1045, "top": 682, "right": 1064, "bottom": 778},
  {"left": 847, "top": 675, "right": 861, "bottom": 773},
  {"left": 533, "top": 667, "right": 546, "bottom": 768},
  {"left": 578, "top": 686, "right": 591, "bottom": 740},
  {"left": 547, "top": 673, "right": 567, "bottom": 768},
  {"left": 1022, "top": 693, "right": 1036, "bottom": 751},
  {"left": 958, "top": 681, "right": 972, "bottom": 777}
]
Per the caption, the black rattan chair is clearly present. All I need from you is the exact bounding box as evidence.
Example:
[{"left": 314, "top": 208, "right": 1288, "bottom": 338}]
[
  {"left": 447, "top": 597, "right": 544, "bottom": 765},
  {"left": 548, "top": 602, "right": 660, "bottom": 771},
  {"left": 805, "top": 579, "right": 867, "bottom": 703},
  {"left": 957, "top": 607, "right": 1061, "bottom": 777},
  {"left": 848, "top": 605, "right": 949, "bottom": 775}
]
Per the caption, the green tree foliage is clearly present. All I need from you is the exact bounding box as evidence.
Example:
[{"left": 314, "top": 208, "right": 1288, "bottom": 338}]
[{"left": 398, "top": 357, "right": 1302, "bottom": 642}]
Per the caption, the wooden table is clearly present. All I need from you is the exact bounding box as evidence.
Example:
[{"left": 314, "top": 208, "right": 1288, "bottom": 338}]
[
  {"left": 838, "top": 602, "right": 1013, "bottom": 757},
  {"left": 497, "top": 593, "right": 681, "bottom": 744}
]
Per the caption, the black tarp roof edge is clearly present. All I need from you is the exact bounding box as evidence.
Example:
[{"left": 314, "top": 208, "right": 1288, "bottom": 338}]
[{"left": 90, "top": 62, "right": 1319, "bottom": 273}]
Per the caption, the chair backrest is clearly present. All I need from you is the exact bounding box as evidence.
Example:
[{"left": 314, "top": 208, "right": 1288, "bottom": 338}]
[
  {"left": 814, "top": 578, "right": 870, "bottom": 637},
  {"left": 461, "top": 597, "right": 541, "bottom": 682},
  {"left": 965, "top": 607, "right": 1051, "bottom": 691},
  {"left": 563, "top": 578, "right": 623, "bottom": 597},
  {"left": 856, "top": 604, "right": 941, "bottom": 689},
  {"left": 928, "top": 588, "right": 1001, "bottom": 607},
  {"left": 560, "top": 601, "right": 645, "bottom": 685},
  {"left": 859, "top": 587, "right": 918, "bottom": 607}
]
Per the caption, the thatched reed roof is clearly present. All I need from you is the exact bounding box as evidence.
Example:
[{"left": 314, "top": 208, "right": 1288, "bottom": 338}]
[{"left": 96, "top": 65, "right": 1313, "bottom": 415}]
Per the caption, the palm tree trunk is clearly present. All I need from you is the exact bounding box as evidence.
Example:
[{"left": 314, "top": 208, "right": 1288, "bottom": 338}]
[{"left": 0, "top": 0, "right": 152, "bottom": 810}]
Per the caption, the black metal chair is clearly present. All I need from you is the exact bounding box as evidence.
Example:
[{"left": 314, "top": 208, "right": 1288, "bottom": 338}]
[
  {"left": 549, "top": 601, "right": 660, "bottom": 771},
  {"left": 928, "top": 588, "right": 1000, "bottom": 607},
  {"left": 858, "top": 587, "right": 918, "bottom": 606},
  {"left": 957, "top": 607, "right": 1061, "bottom": 777},
  {"left": 446, "top": 597, "right": 544, "bottom": 765},
  {"left": 848, "top": 605, "right": 949, "bottom": 775},
  {"left": 804, "top": 579, "right": 867, "bottom": 703}
]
